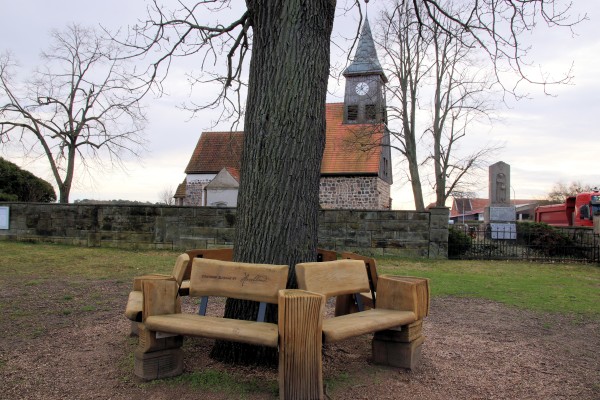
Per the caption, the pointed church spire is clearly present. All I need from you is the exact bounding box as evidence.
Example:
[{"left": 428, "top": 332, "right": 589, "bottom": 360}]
[{"left": 343, "top": 18, "right": 387, "bottom": 82}]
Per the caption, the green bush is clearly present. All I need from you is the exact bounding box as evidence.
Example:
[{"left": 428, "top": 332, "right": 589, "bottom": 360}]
[
  {"left": 448, "top": 226, "right": 472, "bottom": 258},
  {"left": 0, "top": 157, "right": 56, "bottom": 202},
  {"left": 0, "top": 192, "right": 19, "bottom": 201},
  {"left": 516, "top": 222, "right": 577, "bottom": 257}
]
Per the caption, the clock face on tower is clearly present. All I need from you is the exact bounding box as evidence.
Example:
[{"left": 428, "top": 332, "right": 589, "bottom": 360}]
[{"left": 355, "top": 81, "right": 369, "bottom": 96}]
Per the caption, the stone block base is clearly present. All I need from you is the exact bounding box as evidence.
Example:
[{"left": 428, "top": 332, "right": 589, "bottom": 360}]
[
  {"left": 372, "top": 334, "right": 425, "bottom": 370},
  {"left": 134, "top": 348, "right": 183, "bottom": 381}
]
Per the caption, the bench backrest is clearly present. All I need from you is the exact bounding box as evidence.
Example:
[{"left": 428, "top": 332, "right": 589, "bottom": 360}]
[
  {"left": 340, "top": 252, "right": 378, "bottom": 290},
  {"left": 295, "top": 260, "right": 370, "bottom": 299},
  {"left": 190, "top": 258, "right": 289, "bottom": 304},
  {"left": 317, "top": 248, "right": 338, "bottom": 262},
  {"left": 184, "top": 248, "right": 234, "bottom": 281}
]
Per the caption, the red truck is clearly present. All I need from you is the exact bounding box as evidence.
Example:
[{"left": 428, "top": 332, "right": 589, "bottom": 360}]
[{"left": 534, "top": 190, "right": 600, "bottom": 227}]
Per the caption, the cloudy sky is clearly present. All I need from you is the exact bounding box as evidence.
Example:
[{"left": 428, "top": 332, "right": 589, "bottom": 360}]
[{"left": 1, "top": 1, "right": 598, "bottom": 208}]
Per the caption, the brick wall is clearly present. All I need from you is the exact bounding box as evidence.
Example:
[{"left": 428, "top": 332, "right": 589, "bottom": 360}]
[{"left": 0, "top": 203, "right": 448, "bottom": 258}]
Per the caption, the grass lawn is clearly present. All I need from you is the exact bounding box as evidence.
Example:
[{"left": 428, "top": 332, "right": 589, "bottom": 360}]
[
  {"left": 378, "top": 257, "right": 600, "bottom": 316},
  {"left": 1, "top": 241, "right": 598, "bottom": 317}
]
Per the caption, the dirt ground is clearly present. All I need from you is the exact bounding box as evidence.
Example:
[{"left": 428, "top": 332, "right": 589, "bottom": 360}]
[{"left": 0, "top": 277, "right": 598, "bottom": 400}]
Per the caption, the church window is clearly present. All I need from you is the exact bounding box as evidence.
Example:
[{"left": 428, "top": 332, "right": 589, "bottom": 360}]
[
  {"left": 347, "top": 105, "right": 358, "bottom": 121},
  {"left": 365, "top": 104, "right": 376, "bottom": 121}
]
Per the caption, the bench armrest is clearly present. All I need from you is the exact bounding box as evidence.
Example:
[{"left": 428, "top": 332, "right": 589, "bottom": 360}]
[
  {"left": 133, "top": 274, "right": 173, "bottom": 291},
  {"left": 141, "top": 278, "right": 181, "bottom": 322},
  {"left": 376, "top": 275, "right": 429, "bottom": 319}
]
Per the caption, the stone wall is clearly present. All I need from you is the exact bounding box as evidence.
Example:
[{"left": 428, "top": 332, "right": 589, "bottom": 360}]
[
  {"left": 0, "top": 202, "right": 448, "bottom": 258},
  {"left": 319, "top": 176, "right": 391, "bottom": 210},
  {"left": 184, "top": 180, "right": 208, "bottom": 206}
]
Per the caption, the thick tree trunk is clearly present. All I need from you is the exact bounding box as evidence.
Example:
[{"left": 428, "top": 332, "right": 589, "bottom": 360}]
[{"left": 210, "top": 0, "right": 336, "bottom": 365}]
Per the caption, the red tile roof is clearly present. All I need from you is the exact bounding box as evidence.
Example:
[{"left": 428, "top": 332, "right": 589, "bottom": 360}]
[
  {"left": 321, "top": 103, "right": 383, "bottom": 175},
  {"left": 184, "top": 104, "right": 384, "bottom": 176},
  {"left": 225, "top": 167, "right": 240, "bottom": 183},
  {"left": 184, "top": 132, "right": 244, "bottom": 174},
  {"left": 174, "top": 180, "right": 186, "bottom": 198}
]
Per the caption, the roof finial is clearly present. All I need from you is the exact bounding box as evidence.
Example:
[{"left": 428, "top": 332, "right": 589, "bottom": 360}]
[{"left": 364, "top": 0, "right": 369, "bottom": 17}]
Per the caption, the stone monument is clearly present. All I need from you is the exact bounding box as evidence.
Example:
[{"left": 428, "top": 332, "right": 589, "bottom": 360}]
[{"left": 485, "top": 161, "right": 516, "bottom": 239}]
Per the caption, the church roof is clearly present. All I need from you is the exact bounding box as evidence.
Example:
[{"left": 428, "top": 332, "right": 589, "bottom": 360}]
[
  {"left": 184, "top": 132, "right": 243, "bottom": 174},
  {"left": 321, "top": 103, "right": 383, "bottom": 175},
  {"left": 174, "top": 180, "right": 186, "bottom": 198},
  {"left": 184, "top": 104, "right": 384, "bottom": 177},
  {"left": 343, "top": 18, "right": 387, "bottom": 82}
]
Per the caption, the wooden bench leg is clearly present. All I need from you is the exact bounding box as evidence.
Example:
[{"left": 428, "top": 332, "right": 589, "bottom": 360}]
[
  {"left": 372, "top": 321, "right": 425, "bottom": 370},
  {"left": 278, "top": 290, "right": 326, "bottom": 400}
]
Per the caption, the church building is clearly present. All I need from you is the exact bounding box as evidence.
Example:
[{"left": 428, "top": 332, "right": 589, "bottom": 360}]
[{"left": 175, "top": 18, "right": 393, "bottom": 209}]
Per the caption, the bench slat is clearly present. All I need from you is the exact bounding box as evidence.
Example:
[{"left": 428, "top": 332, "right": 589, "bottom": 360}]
[
  {"left": 190, "top": 258, "right": 288, "bottom": 304},
  {"left": 322, "top": 309, "right": 416, "bottom": 343},
  {"left": 145, "top": 314, "right": 279, "bottom": 347}
]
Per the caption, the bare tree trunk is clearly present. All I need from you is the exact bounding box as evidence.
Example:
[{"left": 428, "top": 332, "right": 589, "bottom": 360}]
[{"left": 210, "top": 0, "right": 335, "bottom": 365}]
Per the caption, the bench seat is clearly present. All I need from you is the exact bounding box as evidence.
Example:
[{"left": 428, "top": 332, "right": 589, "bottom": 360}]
[
  {"left": 323, "top": 309, "right": 416, "bottom": 343},
  {"left": 145, "top": 313, "right": 279, "bottom": 347}
]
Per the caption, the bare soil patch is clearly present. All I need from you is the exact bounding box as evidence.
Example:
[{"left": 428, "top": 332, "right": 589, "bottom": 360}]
[{"left": 1, "top": 276, "right": 598, "bottom": 399}]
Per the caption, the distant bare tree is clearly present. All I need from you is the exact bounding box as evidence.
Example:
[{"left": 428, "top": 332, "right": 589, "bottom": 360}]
[
  {"left": 158, "top": 186, "right": 175, "bottom": 205},
  {"left": 547, "top": 181, "right": 596, "bottom": 203},
  {"left": 0, "top": 24, "right": 147, "bottom": 203}
]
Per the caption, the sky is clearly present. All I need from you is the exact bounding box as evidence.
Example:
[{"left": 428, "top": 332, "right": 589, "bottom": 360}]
[{"left": 1, "top": 0, "right": 598, "bottom": 209}]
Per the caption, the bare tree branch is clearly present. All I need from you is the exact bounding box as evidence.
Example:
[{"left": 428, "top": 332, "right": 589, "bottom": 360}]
[{"left": 0, "top": 24, "right": 147, "bottom": 203}]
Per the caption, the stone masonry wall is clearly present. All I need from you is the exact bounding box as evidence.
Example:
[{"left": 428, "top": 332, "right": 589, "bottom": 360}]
[
  {"left": 0, "top": 203, "right": 449, "bottom": 258},
  {"left": 184, "top": 179, "right": 210, "bottom": 206},
  {"left": 319, "top": 176, "right": 391, "bottom": 210}
]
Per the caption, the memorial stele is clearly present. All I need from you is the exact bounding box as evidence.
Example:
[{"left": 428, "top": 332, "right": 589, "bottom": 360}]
[{"left": 485, "top": 161, "right": 516, "bottom": 239}]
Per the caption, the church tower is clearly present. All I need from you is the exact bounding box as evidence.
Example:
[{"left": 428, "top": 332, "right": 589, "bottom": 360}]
[{"left": 343, "top": 18, "right": 388, "bottom": 125}]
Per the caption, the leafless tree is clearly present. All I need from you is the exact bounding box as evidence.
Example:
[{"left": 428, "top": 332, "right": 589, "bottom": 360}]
[
  {"left": 0, "top": 24, "right": 147, "bottom": 203},
  {"left": 121, "top": 0, "right": 584, "bottom": 365},
  {"left": 158, "top": 186, "right": 175, "bottom": 205},
  {"left": 414, "top": 0, "right": 584, "bottom": 95},
  {"left": 379, "top": 1, "right": 502, "bottom": 209},
  {"left": 547, "top": 181, "right": 597, "bottom": 203},
  {"left": 380, "top": 1, "right": 430, "bottom": 210},
  {"left": 426, "top": 8, "right": 501, "bottom": 207}
]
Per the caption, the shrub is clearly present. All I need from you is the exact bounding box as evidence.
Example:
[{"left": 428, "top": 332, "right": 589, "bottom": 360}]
[
  {"left": 448, "top": 227, "right": 472, "bottom": 258},
  {"left": 0, "top": 157, "right": 56, "bottom": 202},
  {"left": 516, "top": 222, "right": 577, "bottom": 257}
]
